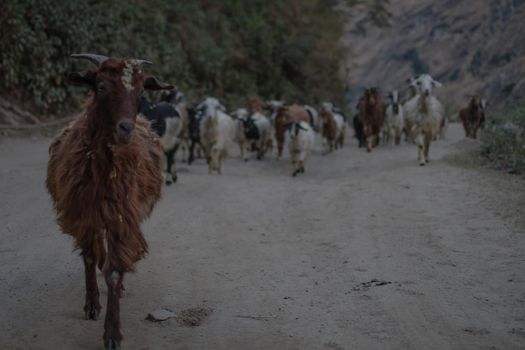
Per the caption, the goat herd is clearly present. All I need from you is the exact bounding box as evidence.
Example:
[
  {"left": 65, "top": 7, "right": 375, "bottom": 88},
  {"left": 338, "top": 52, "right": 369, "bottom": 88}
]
[
  {"left": 45, "top": 54, "right": 488, "bottom": 350},
  {"left": 139, "top": 73, "right": 488, "bottom": 183}
]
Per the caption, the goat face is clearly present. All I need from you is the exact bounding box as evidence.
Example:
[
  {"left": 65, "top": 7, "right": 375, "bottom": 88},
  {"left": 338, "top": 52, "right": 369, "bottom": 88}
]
[
  {"left": 196, "top": 97, "right": 226, "bottom": 120},
  {"left": 364, "top": 88, "right": 379, "bottom": 107},
  {"left": 320, "top": 102, "right": 334, "bottom": 113},
  {"left": 390, "top": 90, "right": 400, "bottom": 114},
  {"left": 249, "top": 97, "right": 264, "bottom": 112},
  {"left": 69, "top": 54, "right": 173, "bottom": 145},
  {"left": 320, "top": 110, "right": 332, "bottom": 128},
  {"left": 470, "top": 95, "right": 482, "bottom": 112},
  {"left": 232, "top": 108, "right": 249, "bottom": 121},
  {"left": 410, "top": 74, "right": 442, "bottom": 96},
  {"left": 188, "top": 108, "right": 204, "bottom": 142},
  {"left": 480, "top": 98, "right": 487, "bottom": 111}
]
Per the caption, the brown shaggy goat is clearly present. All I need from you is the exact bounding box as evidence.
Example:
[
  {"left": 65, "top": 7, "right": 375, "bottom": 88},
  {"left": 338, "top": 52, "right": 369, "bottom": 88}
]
[
  {"left": 274, "top": 104, "right": 311, "bottom": 158},
  {"left": 459, "top": 95, "right": 485, "bottom": 139},
  {"left": 320, "top": 110, "right": 345, "bottom": 153},
  {"left": 358, "top": 88, "right": 385, "bottom": 152},
  {"left": 46, "top": 53, "right": 173, "bottom": 350}
]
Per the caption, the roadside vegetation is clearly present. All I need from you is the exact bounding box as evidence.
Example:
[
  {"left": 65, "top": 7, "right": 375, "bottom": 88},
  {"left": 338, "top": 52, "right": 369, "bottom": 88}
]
[
  {"left": 0, "top": 0, "right": 347, "bottom": 114},
  {"left": 481, "top": 106, "right": 525, "bottom": 174}
]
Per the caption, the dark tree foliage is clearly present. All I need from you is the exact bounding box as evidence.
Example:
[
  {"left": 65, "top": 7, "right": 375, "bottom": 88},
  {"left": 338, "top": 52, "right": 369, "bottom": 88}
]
[{"left": 0, "top": 0, "right": 346, "bottom": 112}]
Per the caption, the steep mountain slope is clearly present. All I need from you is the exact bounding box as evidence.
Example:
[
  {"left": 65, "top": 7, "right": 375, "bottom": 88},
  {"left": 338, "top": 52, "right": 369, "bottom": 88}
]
[{"left": 340, "top": 0, "right": 525, "bottom": 112}]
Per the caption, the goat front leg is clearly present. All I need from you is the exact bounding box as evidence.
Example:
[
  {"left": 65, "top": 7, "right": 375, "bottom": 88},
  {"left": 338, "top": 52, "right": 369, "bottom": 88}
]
[
  {"left": 180, "top": 140, "right": 188, "bottom": 163},
  {"left": 256, "top": 139, "right": 264, "bottom": 160},
  {"left": 298, "top": 151, "right": 306, "bottom": 173},
  {"left": 103, "top": 270, "right": 124, "bottom": 350},
  {"left": 82, "top": 254, "right": 101, "bottom": 320},
  {"left": 244, "top": 142, "right": 250, "bottom": 162},
  {"left": 415, "top": 133, "right": 425, "bottom": 166},
  {"left": 424, "top": 133, "right": 431, "bottom": 163},
  {"left": 291, "top": 152, "right": 299, "bottom": 177},
  {"left": 366, "top": 136, "right": 373, "bottom": 152},
  {"left": 238, "top": 141, "right": 245, "bottom": 161},
  {"left": 277, "top": 139, "right": 284, "bottom": 159},
  {"left": 166, "top": 146, "right": 178, "bottom": 185},
  {"left": 188, "top": 141, "right": 195, "bottom": 165}
]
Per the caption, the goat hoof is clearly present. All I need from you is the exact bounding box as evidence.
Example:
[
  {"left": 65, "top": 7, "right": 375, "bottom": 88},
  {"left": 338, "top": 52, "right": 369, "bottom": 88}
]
[
  {"left": 172, "top": 175, "right": 178, "bottom": 183},
  {"left": 84, "top": 303, "right": 100, "bottom": 320},
  {"left": 165, "top": 180, "right": 172, "bottom": 186},
  {"left": 419, "top": 162, "right": 425, "bottom": 166},
  {"left": 104, "top": 338, "right": 121, "bottom": 350}
]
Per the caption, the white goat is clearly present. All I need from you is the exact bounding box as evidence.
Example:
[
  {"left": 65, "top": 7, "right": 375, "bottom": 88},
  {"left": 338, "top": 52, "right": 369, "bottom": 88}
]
[
  {"left": 382, "top": 90, "right": 405, "bottom": 145},
  {"left": 249, "top": 111, "right": 272, "bottom": 160},
  {"left": 286, "top": 121, "right": 315, "bottom": 177},
  {"left": 404, "top": 75, "right": 445, "bottom": 142},
  {"left": 231, "top": 107, "right": 250, "bottom": 160},
  {"left": 232, "top": 108, "right": 271, "bottom": 161},
  {"left": 196, "top": 97, "right": 235, "bottom": 174},
  {"left": 403, "top": 74, "right": 444, "bottom": 165}
]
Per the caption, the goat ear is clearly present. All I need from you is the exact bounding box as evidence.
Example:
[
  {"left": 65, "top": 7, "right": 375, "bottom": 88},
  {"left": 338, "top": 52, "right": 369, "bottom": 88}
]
[
  {"left": 68, "top": 70, "right": 96, "bottom": 86},
  {"left": 432, "top": 79, "right": 443, "bottom": 88},
  {"left": 144, "top": 76, "right": 174, "bottom": 90}
]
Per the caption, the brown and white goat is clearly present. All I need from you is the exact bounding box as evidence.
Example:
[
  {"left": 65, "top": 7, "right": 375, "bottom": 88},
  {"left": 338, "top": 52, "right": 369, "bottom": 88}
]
[
  {"left": 46, "top": 54, "right": 173, "bottom": 350},
  {"left": 274, "top": 104, "right": 311, "bottom": 159}
]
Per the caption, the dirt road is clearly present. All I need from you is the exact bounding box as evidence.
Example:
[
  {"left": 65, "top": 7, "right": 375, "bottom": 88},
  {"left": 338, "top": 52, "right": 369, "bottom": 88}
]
[{"left": 1, "top": 124, "right": 524, "bottom": 350}]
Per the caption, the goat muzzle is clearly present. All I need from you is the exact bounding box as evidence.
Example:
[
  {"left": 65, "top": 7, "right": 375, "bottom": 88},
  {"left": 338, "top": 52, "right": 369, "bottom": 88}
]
[
  {"left": 116, "top": 120, "right": 135, "bottom": 144},
  {"left": 393, "top": 104, "right": 399, "bottom": 114}
]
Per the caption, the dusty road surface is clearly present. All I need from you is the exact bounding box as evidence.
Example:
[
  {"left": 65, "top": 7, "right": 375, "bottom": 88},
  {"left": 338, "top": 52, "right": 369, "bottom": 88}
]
[{"left": 1, "top": 124, "right": 524, "bottom": 350}]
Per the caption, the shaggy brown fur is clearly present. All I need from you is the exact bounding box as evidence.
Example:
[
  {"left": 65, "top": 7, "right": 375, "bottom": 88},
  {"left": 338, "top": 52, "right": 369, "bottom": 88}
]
[
  {"left": 321, "top": 111, "right": 337, "bottom": 149},
  {"left": 459, "top": 95, "right": 484, "bottom": 139},
  {"left": 274, "top": 104, "right": 311, "bottom": 158},
  {"left": 358, "top": 88, "right": 385, "bottom": 152},
  {"left": 47, "top": 115, "right": 162, "bottom": 272},
  {"left": 46, "top": 54, "right": 171, "bottom": 350}
]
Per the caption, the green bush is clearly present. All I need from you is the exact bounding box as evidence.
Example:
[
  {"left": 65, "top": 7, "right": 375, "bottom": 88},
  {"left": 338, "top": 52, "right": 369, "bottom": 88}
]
[
  {"left": 481, "top": 106, "right": 525, "bottom": 174},
  {"left": 0, "top": 0, "right": 347, "bottom": 113}
]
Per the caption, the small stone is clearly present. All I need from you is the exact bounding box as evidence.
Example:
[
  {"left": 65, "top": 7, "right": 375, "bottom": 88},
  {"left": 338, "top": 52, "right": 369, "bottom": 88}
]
[{"left": 146, "top": 309, "right": 176, "bottom": 322}]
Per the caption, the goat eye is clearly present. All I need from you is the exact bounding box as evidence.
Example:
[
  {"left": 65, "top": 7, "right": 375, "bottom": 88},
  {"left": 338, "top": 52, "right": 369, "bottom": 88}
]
[{"left": 97, "top": 81, "right": 105, "bottom": 93}]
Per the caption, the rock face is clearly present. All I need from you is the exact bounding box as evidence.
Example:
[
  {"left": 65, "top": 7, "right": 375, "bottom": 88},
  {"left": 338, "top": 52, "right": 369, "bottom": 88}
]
[{"left": 340, "top": 0, "right": 525, "bottom": 111}]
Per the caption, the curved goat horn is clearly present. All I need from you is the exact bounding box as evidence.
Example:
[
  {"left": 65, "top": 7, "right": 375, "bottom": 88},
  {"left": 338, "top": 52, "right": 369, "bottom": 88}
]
[
  {"left": 71, "top": 53, "right": 109, "bottom": 66},
  {"left": 134, "top": 59, "right": 153, "bottom": 66}
]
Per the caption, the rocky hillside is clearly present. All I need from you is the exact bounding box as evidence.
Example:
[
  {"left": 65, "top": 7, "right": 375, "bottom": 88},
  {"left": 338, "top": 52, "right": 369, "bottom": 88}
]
[{"left": 340, "top": 0, "right": 525, "bottom": 113}]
